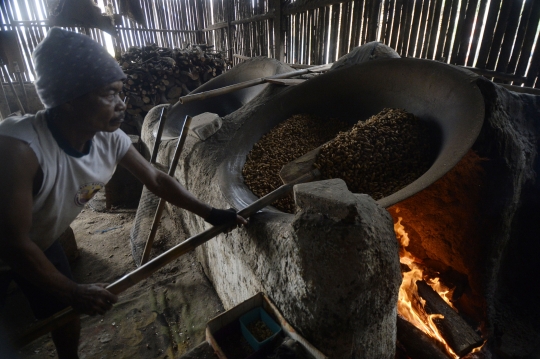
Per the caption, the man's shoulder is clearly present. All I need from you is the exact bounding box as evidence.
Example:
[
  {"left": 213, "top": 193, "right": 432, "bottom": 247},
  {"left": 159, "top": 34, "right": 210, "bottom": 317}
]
[
  {"left": 94, "top": 128, "right": 131, "bottom": 144},
  {"left": 0, "top": 112, "right": 43, "bottom": 144},
  {"left": 93, "top": 129, "right": 132, "bottom": 159}
]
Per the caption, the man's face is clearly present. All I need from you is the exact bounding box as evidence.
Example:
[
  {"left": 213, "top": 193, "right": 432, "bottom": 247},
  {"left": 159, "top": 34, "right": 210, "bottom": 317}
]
[{"left": 69, "top": 81, "right": 126, "bottom": 133}]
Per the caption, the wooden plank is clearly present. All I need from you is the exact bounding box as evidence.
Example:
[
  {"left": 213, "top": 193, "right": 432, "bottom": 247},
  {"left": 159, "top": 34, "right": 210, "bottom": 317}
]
[
  {"left": 485, "top": 0, "right": 513, "bottom": 69},
  {"left": 460, "top": 65, "right": 526, "bottom": 83},
  {"left": 496, "top": 0, "right": 525, "bottom": 75},
  {"left": 284, "top": 0, "right": 353, "bottom": 15},
  {"left": 456, "top": 0, "right": 478, "bottom": 65},
  {"left": 516, "top": 0, "right": 540, "bottom": 77},
  {"left": 449, "top": 0, "right": 469, "bottom": 64},
  {"left": 498, "top": 83, "right": 540, "bottom": 95},
  {"left": 396, "top": 315, "right": 452, "bottom": 359},
  {"left": 416, "top": 281, "right": 483, "bottom": 356}
]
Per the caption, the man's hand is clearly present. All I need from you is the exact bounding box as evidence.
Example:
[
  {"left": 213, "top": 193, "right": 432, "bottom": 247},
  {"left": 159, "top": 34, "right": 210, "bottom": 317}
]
[
  {"left": 70, "top": 283, "right": 118, "bottom": 316},
  {"left": 205, "top": 208, "right": 248, "bottom": 229}
]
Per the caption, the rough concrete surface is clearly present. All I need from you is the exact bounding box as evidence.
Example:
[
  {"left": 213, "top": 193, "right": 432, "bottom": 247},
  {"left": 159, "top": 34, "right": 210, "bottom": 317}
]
[
  {"left": 140, "top": 59, "right": 540, "bottom": 358},
  {"left": 141, "top": 73, "right": 402, "bottom": 356}
]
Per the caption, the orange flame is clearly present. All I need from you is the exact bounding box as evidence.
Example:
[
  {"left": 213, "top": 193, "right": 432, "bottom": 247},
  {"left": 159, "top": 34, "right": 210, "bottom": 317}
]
[{"left": 395, "top": 216, "right": 460, "bottom": 359}]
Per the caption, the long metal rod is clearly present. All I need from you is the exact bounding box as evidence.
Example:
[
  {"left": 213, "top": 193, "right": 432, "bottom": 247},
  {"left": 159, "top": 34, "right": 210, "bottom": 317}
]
[
  {"left": 178, "top": 63, "right": 332, "bottom": 104},
  {"left": 140, "top": 116, "right": 192, "bottom": 265},
  {"left": 149, "top": 107, "right": 168, "bottom": 164},
  {"left": 15, "top": 169, "right": 320, "bottom": 347}
]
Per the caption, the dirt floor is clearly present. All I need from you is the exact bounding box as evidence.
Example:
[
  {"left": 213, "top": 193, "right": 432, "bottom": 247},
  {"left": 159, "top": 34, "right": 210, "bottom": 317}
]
[{"left": 2, "top": 191, "right": 224, "bottom": 359}]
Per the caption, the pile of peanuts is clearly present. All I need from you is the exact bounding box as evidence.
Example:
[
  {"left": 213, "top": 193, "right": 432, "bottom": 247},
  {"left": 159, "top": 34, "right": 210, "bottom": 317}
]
[
  {"left": 242, "top": 114, "right": 350, "bottom": 213},
  {"left": 314, "top": 108, "right": 433, "bottom": 200}
]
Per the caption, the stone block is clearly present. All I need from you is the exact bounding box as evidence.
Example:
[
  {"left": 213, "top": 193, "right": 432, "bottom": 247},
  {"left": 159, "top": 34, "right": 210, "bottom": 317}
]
[
  {"left": 294, "top": 178, "right": 362, "bottom": 223},
  {"left": 189, "top": 112, "right": 222, "bottom": 141}
]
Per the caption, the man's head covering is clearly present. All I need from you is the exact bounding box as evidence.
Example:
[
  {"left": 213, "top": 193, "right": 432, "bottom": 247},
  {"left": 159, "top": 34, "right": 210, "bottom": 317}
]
[{"left": 32, "top": 28, "right": 126, "bottom": 109}]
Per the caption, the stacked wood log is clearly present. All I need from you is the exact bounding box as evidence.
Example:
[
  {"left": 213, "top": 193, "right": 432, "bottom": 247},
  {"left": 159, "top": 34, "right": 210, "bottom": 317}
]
[{"left": 118, "top": 44, "right": 231, "bottom": 133}]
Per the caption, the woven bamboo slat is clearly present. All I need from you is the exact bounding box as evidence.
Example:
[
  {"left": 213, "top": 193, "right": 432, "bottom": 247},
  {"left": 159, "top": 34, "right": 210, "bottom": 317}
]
[
  {"left": 414, "top": 0, "right": 430, "bottom": 58},
  {"left": 449, "top": 0, "right": 469, "bottom": 64},
  {"left": 1, "top": 0, "right": 539, "bottom": 90},
  {"left": 485, "top": 0, "right": 513, "bottom": 69},
  {"left": 351, "top": 0, "right": 363, "bottom": 49},
  {"left": 495, "top": 0, "right": 524, "bottom": 76},
  {"left": 382, "top": 0, "right": 392, "bottom": 45},
  {"left": 426, "top": 0, "right": 444, "bottom": 60},
  {"left": 400, "top": 0, "right": 415, "bottom": 56},
  {"left": 456, "top": 0, "right": 479, "bottom": 64},
  {"left": 466, "top": 0, "right": 488, "bottom": 66},
  {"left": 515, "top": 1, "right": 540, "bottom": 78},
  {"left": 390, "top": 0, "right": 403, "bottom": 49},
  {"left": 408, "top": 0, "right": 424, "bottom": 57}
]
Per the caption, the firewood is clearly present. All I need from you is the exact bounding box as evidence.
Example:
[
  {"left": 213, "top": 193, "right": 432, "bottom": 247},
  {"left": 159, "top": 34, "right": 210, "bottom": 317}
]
[
  {"left": 397, "top": 315, "right": 452, "bottom": 359},
  {"left": 117, "top": 43, "right": 231, "bottom": 133},
  {"left": 167, "top": 86, "right": 182, "bottom": 99},
  {"left": 416, "top": 280, "right": 483, "bottom": 356}
]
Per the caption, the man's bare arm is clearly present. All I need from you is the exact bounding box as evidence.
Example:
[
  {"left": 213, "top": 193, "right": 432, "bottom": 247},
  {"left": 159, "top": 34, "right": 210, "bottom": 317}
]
[
  {"left": 0, "top": 136, "right": 117, "bottom": 316},
  {"left": 119, "top": 145, "right": 247, "bottom": 225}
]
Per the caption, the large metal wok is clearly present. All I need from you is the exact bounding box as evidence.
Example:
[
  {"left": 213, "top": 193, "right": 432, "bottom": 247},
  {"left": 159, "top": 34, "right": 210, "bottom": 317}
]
[{"left": 218, "top": 58, "right": 485, "bottom": 210}]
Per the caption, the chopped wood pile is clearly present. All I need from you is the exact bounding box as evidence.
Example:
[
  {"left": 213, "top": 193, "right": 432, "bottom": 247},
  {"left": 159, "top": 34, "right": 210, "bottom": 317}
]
[{"left": 118, "top": 44, "right": 231, "bottom": 133}]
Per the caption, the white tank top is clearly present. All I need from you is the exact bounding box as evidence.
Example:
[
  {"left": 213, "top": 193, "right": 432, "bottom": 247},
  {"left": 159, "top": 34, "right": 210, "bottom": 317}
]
[{"left": 0, "top": 111, "right": 132, "bottom": 270}]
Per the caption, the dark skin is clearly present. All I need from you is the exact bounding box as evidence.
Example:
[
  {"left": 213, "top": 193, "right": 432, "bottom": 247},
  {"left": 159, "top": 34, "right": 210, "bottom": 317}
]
[{"left": 0, "top": 80, "right": 247, "bottom": 358}]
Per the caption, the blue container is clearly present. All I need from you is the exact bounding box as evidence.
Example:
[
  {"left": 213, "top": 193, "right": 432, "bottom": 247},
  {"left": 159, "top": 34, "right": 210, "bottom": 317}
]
[{"left": 239, "top": 307, "right": 282, "bottom": 351}]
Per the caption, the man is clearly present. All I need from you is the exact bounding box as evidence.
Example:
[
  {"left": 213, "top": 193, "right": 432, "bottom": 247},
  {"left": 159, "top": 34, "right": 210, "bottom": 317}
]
[{"left": 0, "top": 28, "right": 246, "bottom": 358}]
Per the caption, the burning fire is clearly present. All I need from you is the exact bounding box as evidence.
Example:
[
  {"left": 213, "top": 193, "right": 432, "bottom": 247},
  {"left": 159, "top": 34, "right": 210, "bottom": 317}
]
[{"left": 394, "top": 215, "right": 460, "bottom": 359}]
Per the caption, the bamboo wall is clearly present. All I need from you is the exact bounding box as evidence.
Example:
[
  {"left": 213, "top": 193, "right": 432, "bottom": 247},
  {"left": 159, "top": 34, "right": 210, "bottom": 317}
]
[{"left": 1, "top": 0, "right": 539, "bottom": 88}]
